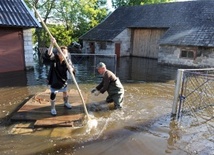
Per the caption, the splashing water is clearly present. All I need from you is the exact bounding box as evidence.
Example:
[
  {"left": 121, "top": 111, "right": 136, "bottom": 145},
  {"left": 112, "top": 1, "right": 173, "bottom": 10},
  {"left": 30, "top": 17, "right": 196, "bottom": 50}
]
[{"left": 83, "top": 114, "right": 98, "bottom": 133}]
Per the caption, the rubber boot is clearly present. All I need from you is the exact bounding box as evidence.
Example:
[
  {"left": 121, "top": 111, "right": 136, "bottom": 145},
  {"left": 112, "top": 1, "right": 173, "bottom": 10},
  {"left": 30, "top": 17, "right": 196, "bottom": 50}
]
[
  {"left": 50, "top": 100, "right": 57, "bottom": 116},
  {"left": 63, "top": 96, "right": 72, "bottom": 109}
]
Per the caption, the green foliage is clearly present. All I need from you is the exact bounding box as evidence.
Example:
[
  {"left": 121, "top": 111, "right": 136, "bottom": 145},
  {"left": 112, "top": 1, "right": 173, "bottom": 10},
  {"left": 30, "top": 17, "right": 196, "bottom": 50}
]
[
  {"left": 24, "top": 0, "right": 108, "bottom": 47},
  {"left": 78, "top": 0, "right": 107, "bottom": 31},
  {"left": 36, "top": 25, "right": 73, "bottom": 47},
  {"left": 112, "top": 0, "right": 172, "bottom": 8},
  {"left": 49, "top": 25, "right": 73, "bottom": 46}
]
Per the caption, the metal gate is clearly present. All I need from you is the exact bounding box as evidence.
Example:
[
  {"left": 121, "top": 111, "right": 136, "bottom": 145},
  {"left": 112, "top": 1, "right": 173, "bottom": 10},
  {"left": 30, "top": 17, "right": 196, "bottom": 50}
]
[{"left": 172, "top": 68, "right": 214, "bottom": 127}]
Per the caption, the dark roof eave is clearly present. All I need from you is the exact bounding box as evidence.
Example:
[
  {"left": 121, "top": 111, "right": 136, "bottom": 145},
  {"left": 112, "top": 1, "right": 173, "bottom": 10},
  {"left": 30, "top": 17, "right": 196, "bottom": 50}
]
[
  {"left": 80, "top": 38, "right": 113, "bottom": 42},
  {"left": 160, "top": 43, "right": 214, "bottom": 47},
  {"left": 0, "top": 0, "right": 41, "bottom": 28},
  {"left": 128, "top": 26, "right": 169, "bottom": 29},
  {"left": 0, "top": 25, "right": 41, "bottom": 28},
  {"left": 79, "top": 28, "right": 124, "bottom": 41}
]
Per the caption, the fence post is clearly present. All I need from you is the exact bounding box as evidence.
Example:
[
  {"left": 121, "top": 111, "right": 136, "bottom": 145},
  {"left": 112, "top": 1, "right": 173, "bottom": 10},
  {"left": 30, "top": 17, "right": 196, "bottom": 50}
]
[
  {"left": 94, "top": 55, "right": 96, "bottom": 75},
  {"left": 172, "top": 69, "right": 184, "bottom": 116},
  {"left": 114, "top": 54, "right": 117, "bottom": 74}
]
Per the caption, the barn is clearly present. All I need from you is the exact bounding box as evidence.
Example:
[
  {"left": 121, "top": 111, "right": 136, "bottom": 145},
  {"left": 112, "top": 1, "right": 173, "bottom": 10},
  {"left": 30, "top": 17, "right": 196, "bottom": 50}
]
[
  {"left": 0, "top": 0, "right": 40, "bottom": 73},
  {"left": 79, "top": 0, "right": 214, "bottom": 67}
]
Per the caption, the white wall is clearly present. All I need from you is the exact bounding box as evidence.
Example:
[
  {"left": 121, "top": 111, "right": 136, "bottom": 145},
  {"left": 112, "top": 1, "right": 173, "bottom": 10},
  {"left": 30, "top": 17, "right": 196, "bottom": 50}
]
[
  {"left": 113, "top": 29, "right": 131, "bottom": 56},
  {"left": 158, "top": 45, "right": 214, "bottom": 67},
  {"left": 23, "top": 29, "right": 34, "bottom": 69},
  {"left": 81, "top": 28, "right": 131, "bottom": 57}
]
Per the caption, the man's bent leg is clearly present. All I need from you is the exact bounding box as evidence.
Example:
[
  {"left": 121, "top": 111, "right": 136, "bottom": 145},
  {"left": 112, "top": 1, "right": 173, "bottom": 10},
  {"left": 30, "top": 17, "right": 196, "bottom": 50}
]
[{"left": 113, "top": 93, "right": 124, "bottom": 109}]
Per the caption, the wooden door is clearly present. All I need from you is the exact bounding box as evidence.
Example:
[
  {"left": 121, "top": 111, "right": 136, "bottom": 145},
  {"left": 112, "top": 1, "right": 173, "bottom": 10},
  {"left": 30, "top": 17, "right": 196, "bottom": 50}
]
[
  {"left": 89, "top": 42, "right": 95, "bottom": 54},
  {"left": 0, "top": 28, "right": 24, "bottom": 73},
  {"left": 132, "top": 29, "right": 166, "bottom": 59},
  {"left": 115, "top": 43, "right": 121, "bottom": 59}
]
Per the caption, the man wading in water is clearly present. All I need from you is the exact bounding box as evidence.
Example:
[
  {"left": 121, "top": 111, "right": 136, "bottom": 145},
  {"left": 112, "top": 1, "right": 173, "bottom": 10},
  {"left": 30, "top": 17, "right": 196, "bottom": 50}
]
[
  {"left": 46, "top": 38, "right": 75, "bottom": 116},
  {"left": 92, "top": 62, "right": 124, "bottom": 109}
]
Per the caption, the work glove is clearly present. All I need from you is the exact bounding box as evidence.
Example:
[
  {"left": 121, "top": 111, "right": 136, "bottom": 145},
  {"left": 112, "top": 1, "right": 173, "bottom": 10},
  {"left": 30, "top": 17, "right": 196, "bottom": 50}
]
[
  {"left": 94, "top": 90, "right": 100, "bottom": 96},
  {"left": 91, "top": 88, "right": 97, "bottom": 93}
]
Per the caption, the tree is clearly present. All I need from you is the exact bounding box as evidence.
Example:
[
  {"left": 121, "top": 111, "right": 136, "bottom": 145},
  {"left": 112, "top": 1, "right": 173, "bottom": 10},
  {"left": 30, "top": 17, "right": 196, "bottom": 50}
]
[
  {"left": 24, "top": 0, "right": 57, "bottom": 47},
  {"left": 24, "top": 0, "right": 108, "bottom": 47},
  {"left": 77, "top": 0, "right": 107, "bottom": 36},
  {"left": 112, "top": 0, "right": 172, "bottom": 8}
]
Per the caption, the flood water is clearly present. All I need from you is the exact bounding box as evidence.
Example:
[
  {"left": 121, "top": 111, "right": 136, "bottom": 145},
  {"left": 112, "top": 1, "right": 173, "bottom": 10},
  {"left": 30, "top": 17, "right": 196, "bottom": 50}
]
[{"left": 0, "top": 57, "right": 213, "bottom": 155}]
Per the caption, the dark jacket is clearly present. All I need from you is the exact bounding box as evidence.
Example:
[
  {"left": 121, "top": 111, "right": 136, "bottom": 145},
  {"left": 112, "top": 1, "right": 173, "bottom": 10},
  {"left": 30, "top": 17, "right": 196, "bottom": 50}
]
[
  {"left": 96, "top": 69, "right": 124, "bottom": 95},
  {"left": 47, "top": 52, "right": 71, "bottom": 89}
]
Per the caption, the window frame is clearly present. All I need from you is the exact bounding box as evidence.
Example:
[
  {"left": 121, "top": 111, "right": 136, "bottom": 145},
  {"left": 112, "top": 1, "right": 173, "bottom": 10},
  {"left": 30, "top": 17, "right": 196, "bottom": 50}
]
[
  {"left": 180, "top": 49, "right": 197, "bottom": 60},
  {"left": 98, "top": 41, "right": 107, "bottom": 50}
]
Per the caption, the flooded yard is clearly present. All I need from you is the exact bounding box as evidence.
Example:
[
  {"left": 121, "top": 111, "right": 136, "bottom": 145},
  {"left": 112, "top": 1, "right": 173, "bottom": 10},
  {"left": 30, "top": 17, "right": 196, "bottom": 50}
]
[{"left": 0, "top": 57, "right": 213, "bottom": 155}]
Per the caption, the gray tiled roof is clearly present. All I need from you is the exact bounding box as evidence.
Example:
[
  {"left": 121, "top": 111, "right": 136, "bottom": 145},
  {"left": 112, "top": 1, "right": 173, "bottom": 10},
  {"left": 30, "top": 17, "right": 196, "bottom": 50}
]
[
  {"left": 159, "top": 25, "right": 214, "bottom": 47},
  {"left": 79, "top": 0, "right": 214, "bottom": 46},
  {"left": 0, "top": 0, "right": 41, "bottom": 28},
  {"left": 79, "top": 6, "right": 138, "bottom": 41}
]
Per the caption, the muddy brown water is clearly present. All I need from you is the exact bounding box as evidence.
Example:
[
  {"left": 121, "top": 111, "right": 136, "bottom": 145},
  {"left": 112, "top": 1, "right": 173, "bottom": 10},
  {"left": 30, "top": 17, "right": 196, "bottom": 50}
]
[{"left": 0, "top": 57, "right": 213, "bottom": 155}]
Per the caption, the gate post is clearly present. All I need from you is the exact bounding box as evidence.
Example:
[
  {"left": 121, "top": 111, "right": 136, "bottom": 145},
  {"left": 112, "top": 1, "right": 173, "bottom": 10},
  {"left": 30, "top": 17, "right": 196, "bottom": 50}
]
[{"left": 172, "top": 69, "right": 184, "bottom": 116}]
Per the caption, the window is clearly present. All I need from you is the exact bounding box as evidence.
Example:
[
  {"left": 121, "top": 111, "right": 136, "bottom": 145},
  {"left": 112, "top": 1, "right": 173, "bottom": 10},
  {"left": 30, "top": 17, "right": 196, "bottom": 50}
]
[
  {"left": 98, "top": 42, "right": 107, "bottom": 50},
  {"left": 180, "top": 50, "right": 196, "bottom": 59}
]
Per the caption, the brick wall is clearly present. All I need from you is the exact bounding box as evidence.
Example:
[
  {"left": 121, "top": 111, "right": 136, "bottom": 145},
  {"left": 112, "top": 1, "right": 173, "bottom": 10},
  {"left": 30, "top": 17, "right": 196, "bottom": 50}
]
[{"left": 23, "top": 29, "right": 34, "bottom": 69}]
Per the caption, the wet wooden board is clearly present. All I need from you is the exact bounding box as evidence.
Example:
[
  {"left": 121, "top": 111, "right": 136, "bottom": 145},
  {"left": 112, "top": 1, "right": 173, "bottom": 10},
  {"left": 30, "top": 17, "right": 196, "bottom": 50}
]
[{"left": 11, "top": 89, "right": 86, "bottom": 127}]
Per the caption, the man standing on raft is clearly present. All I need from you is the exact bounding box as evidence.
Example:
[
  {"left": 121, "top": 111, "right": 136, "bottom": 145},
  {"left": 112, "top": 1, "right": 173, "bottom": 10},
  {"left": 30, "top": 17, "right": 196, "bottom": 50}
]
[{"left": 46, "top": 38, "right": 75, "bottom": 116}]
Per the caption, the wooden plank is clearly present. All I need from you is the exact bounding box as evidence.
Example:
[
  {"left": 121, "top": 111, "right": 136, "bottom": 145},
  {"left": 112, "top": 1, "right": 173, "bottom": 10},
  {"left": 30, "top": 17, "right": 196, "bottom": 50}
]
[
  {"left": 34, "top": 114, "right": 84, "bottom": 127},
  {"left": 11, "top": 104, "right": 84, "bottom": 120},
  {"left": 9, "top": 123, "right": 34, "bottom": 135},
  {"left": 10, "top": 89, "right": 86, "bottom": 128}
]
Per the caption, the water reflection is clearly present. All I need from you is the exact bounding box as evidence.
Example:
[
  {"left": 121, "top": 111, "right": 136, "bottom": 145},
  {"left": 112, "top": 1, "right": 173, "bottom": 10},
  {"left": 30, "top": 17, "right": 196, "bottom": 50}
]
[
  {"left": 30, "top": 56, "right": 180, "bottom": 85},
  {"left": 33, "top": 63, "right": 50, "bottom": 81},
  {"left": 0, "top": 57, "right": 183, "bottom": 88},
  {"left": 165, "top": 120, "right": 181, "bottom": 154},
  {"left": 0, "top": 70, "right": 27, "bottom": 87},
  {"left": 117, "top": 57, "right": 179, "bottom": 82}
]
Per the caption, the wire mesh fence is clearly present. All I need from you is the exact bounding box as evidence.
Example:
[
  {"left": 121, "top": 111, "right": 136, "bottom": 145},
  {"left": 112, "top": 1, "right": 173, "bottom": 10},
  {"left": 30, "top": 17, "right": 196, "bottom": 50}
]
[{"left": 172, "top": 68, "right": 214, "bottom": 130}]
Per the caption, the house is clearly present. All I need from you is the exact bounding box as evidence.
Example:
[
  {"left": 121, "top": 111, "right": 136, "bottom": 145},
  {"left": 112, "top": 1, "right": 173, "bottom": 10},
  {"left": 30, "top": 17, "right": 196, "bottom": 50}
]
[
  {"left": 0, "top": 0, "right": 41, "bottom": 73},
  {"left": 79, "top": 0, "right": 214, "bottom": 67}
]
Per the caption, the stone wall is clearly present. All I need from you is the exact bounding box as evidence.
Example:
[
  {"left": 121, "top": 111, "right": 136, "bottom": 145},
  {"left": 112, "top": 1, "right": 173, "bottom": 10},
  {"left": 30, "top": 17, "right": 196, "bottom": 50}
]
[
  {"left": 113, "top": 29, "right": 131, "bottom": 56},
  {"left": 23, "top": 29, "right": 34, "bottom": 69},
  {"left": 158, "top": 45, "right": 214, "bottom": 67},
  {"left": 95, "top": 42, "right": 115, "bottom": 55},
  {"left": 81, "top": 41, "right": 115, "bottom": 54},
  {"left": 81, "top": 29, "right": 131, "bottom": 57}
]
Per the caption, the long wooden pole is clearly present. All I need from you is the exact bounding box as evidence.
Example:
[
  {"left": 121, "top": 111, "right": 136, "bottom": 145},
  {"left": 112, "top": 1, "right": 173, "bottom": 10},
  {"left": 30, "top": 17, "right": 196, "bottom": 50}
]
[{"left": 32, "top": 6, "right": 90, "bottom": 120}]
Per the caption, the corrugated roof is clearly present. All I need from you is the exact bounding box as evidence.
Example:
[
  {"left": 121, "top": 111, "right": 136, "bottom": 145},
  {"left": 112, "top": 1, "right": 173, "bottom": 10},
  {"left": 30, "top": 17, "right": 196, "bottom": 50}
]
[
  {"left": 79, "top": 0, "right": 214, "bottom": 47},
  {"left": 0, "top": 0, "right": 41, "bottom": 28}
]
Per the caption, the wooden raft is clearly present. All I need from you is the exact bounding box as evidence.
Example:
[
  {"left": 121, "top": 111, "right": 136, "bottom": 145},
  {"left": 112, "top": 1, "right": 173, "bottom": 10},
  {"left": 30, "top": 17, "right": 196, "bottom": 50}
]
[{"left": 11, "top": 89, "right": 86, "bottom": 128}]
